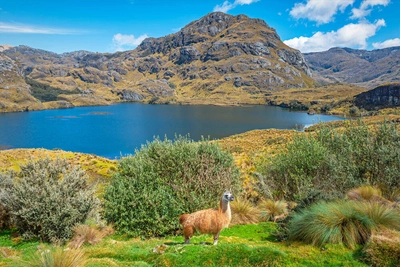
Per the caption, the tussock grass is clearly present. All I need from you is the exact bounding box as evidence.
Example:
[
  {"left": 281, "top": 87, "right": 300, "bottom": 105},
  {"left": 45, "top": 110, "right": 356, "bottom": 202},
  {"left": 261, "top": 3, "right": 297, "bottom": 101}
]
[
  {"left": 0, "top": 247, "right": 18, "bottom": 258},
  {"left": 230, "top": 198, "right": 260, "bottom": 225},
  {"left": 20, "top": 246, "right": 86, "bottom": 267},
  {"left": 347, "top": 186, "right": 383, "bottom": 202},
  {"left": 68, "top": 224, "right": 114, "bottom": 249},
  {"left": 288, "top": 200, "right": 400, "bottom": 249},
  {"left": 259, "top": 199, "right": 288, "bottom": 222}
]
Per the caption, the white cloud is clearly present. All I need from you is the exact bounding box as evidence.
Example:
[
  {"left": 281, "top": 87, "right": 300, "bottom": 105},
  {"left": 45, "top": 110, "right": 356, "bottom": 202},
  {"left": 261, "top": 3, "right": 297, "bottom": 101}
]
[
  {"left": 112, "top": 33, "right": 148, "bottom": 51},
  {"left": 372, "top": 38, "right": 400, "bottom": 49},
  {"left": 213, "top": 0, "right": 259, "bottom": 13},
  {"left": 0, "top": 22, "right": 83, "bottom": 34},
  {"left": 351, "top": 0, "right": 390, "bottom": 19},
  {"left": 290, "top": 0, "right": 355, "bottom": 24},
  {"left": 284, "top": 19, "right": 386, "bottom": 53}
]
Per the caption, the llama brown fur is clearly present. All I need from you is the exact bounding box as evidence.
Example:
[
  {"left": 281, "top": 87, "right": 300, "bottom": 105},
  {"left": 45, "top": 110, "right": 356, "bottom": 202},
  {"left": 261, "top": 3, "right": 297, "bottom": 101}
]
[{"left": 179, "top": 190, "right": 234, "bottom": 245}]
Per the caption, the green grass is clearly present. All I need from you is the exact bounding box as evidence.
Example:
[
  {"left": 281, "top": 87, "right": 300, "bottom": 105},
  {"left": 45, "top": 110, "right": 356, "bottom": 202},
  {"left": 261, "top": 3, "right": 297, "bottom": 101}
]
[{"left": 0, "top": 223, "right": 369, "bottom": 267}]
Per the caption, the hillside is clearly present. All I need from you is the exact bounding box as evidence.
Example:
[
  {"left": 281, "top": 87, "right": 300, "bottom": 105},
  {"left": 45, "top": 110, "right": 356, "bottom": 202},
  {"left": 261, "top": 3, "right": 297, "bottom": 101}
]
[
  {"left": 0, "top": 12, "right": 314, "bottom": 112},
  {"left": 304, "top": 46, "right": 400, "bottom": 89}
]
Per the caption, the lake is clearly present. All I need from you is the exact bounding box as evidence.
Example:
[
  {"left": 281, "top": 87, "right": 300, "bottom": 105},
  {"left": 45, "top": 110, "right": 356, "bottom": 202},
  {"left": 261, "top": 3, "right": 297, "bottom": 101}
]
[{"left": 0, "top": 103, "right": 344, "bottom": 158}]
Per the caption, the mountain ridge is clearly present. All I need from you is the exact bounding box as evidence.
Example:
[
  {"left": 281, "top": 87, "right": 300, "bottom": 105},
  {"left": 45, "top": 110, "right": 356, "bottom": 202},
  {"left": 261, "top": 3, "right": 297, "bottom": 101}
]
[
  {"left": 0, "top": 12, "right": 315, "bottom": 112},
  {"left": 0, "top": 12, "right": 398, "bottom": 114},
  {"left": 304, "top": 46, "right": 400, "bottom": 89}
]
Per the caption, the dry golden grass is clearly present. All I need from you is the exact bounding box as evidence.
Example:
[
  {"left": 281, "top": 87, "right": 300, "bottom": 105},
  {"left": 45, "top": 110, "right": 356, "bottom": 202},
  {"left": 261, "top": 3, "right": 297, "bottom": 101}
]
[
  {"left": 347, "top": 186, "right": 383, "bottom": 202},
  {"left": 217, "top": 129, "right": 297, "bottom": 198},
  {"left": 230, "top": 198, "right": 260, "bottom": 225},
  {"left": 0, "top": 148, "right": 117, "bottom": 197},
  {"left": 0, "top": 247, "right": 19, "bottom": 258},
  {"left": 20, "top": 246, "right": 86, "bottom": 267},
  {"left": 68, "top": 224, "right": 114, "bottom": 249},
  {"left": 259, "top": 199, "right": 288, "bottom": 222},
  {"left": 0, "top": 148, "right": 116, "bottom": 177},
  {"left": 265, "top": 83, "right": 367, "bottom": 116}
]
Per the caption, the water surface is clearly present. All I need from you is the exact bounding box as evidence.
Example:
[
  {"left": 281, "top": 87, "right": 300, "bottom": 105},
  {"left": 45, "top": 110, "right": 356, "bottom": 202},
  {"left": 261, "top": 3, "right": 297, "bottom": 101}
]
[{"left": 0, "top": 103, "right": 344, "bottom": 158}]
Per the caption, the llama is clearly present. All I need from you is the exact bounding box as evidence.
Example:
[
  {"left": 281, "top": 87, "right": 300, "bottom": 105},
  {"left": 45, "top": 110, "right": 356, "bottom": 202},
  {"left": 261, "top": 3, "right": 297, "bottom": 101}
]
[{"left": 179, "top": 190, "right": 234, "bottom": 245}]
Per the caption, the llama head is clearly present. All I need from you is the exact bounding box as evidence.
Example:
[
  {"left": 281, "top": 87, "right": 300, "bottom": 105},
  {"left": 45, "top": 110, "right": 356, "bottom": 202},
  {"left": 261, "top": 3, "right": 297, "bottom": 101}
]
[{"left": 222, "top": 190, "right": 234, "bottom": 202}]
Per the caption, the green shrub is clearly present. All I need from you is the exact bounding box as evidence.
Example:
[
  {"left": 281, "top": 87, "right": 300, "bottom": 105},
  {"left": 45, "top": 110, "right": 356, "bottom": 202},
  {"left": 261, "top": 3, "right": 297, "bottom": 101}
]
[
  {"left": 26, "top": 78, "right": 80, "bottom": 102},
  {"left": 363, "top": 228, "right": 400, "bottom": 267},
  {"left": 255, "top": 121, "right": 400, "bottom": 203},
  {"left": 104, "top": 136, "right": 240, "bottom": 238},
  {"left": 288, "top": 200, "right": 400, "bottom": 249},
  {"left": 0, "top": 158, "right": 100, "bottom": 243}
]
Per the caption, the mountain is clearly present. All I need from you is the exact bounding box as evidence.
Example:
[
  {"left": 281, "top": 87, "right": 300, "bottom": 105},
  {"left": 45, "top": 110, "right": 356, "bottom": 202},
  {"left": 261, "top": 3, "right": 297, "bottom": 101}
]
[
  {"left": 0, "top": 12, "right": 314, "bottom": 112},
  {"left": 304, "top": 46, "right": 400, "bottom": 89}
]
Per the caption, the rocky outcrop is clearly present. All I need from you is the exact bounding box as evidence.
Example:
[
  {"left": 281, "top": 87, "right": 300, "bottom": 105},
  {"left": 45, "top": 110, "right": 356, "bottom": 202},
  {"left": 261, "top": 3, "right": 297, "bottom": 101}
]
[{"left": 354, "top": 83, "right": 400, "bottom": 110}]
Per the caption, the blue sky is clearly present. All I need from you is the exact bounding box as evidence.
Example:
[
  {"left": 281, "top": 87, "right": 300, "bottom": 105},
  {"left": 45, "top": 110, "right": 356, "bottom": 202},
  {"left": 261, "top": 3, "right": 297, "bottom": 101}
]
[{"left": 0, "top": 0, "right": 399, "bottom": 54}]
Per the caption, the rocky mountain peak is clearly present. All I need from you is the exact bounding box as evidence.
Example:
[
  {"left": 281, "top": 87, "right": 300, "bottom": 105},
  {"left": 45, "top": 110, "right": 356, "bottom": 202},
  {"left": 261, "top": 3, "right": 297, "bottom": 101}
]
[{"left": 1, "top": 13, "right": 315, "bottom": 112}]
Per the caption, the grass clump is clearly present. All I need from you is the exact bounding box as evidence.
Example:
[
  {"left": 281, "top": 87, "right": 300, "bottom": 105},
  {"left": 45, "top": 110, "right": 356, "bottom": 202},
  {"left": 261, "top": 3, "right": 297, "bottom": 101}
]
[
  {"left": 68, "top": 224, "right": 114, "bottom": 249},
  {"left": 259, "top": 199, "right": 288, "bottom": 222},
  {"left": 230, "top": 198, "right": 259, "bottom": 225},
  {"left": 104, "top": 136, "right": 240, "bottom": 238},
  {"left": 347, "top": 186, "right": 383, "bottom": 202},
  {"left": 0, "top": 158, "right": 100, "bottom": 243},
  {"left": 288, "top": 200, "right": 400, "bottom": 249},
  {"left": 20, "top": 246, "right": 86, "bottom": 267}
]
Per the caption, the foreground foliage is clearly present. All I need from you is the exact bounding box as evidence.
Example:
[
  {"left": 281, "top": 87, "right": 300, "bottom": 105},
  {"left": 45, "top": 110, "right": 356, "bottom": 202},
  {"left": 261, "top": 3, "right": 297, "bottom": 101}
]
[
  {"left": 104, "top": 136, "right": 240, "bottom": 238},
  {"left": 288, "top": 200, "right": 400, "bottom": 249},
  {"left": 0, "top": 223, "right": 370, "bottom": 267},
  {"left": 20, "top": 246, "right": 86, "bottom": 267},
  {"left": 256, "top": 121, "right": 400, "bottom": 202},
  {"left": 0, "top": 158, "right": 100, "bottom": 243}
]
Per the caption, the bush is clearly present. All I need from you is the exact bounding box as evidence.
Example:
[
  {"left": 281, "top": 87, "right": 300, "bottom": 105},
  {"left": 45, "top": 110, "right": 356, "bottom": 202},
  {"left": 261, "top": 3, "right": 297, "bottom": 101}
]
[
  {"left": 363, "top": 228, "right": 400, "bottom": 267},
  {"left": 0, "top": 158, "right": 100, "bottom": 243},
  {"left": 288, "top": 200, "right": 400, "bottom": 249},
  {"left": 0, "top": 203, "right": 11, "bottom": 230},
  {"left": 104, "top": 136, "right": 240, "bottom": 238},
  {"left": 255, "top": 121, "right": 400, "bottom": 203},
  {"left": 26, "top": 78, "right": 80, "bottom": 102}
]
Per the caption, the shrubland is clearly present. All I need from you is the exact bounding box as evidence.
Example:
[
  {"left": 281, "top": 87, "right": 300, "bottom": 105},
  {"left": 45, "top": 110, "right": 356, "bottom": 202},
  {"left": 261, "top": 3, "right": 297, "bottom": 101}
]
[
  {"left": 0, "top": 120, "right": 399, "bottom": 266},
  {"left": 254, "top": 121, "right": 400, "bottom": 202}
]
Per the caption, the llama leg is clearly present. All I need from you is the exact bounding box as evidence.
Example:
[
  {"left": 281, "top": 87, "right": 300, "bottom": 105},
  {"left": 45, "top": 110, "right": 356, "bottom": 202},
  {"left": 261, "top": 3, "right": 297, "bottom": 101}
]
[
  {"left": 213, "top": 232, "right": 220, "bottom": 245},
  {"left": 183, "top": 226, "right": 194, "bottom": 244}
]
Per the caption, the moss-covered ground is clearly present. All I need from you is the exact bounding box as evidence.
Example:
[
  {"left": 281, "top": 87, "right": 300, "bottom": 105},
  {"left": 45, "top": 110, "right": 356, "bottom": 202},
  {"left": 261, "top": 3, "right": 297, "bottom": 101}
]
[{"left": 0, "top": 223, "right": 368, "bottom": 267}]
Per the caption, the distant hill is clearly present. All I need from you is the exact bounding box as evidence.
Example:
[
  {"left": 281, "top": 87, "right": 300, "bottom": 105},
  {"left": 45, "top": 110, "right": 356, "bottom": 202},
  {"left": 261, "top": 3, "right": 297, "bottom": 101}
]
[
  {"left": 0, "top": 12, "right": 314, "bottom": 112},
  {"left": 304, "top": 46, "right": 400, "bottom": 89}
]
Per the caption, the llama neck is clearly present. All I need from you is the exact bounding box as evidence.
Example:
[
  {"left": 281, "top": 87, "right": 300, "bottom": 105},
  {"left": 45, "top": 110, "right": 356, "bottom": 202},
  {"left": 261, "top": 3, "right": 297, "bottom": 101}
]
[{"left": 219, "top": 198, "right": 231, "bottom": 215}]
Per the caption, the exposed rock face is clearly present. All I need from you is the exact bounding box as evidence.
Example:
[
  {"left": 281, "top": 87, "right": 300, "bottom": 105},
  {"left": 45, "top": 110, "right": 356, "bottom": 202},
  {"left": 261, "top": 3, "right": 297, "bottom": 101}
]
[
  {"left": 354, "top": 83, "right": 400, "bottom": 110},
  {"left": 304, "top": 46, "right": 400, "bottom": 89},
  {"left": 0, "top": 12, "right": 314, "bottom": 111}
]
